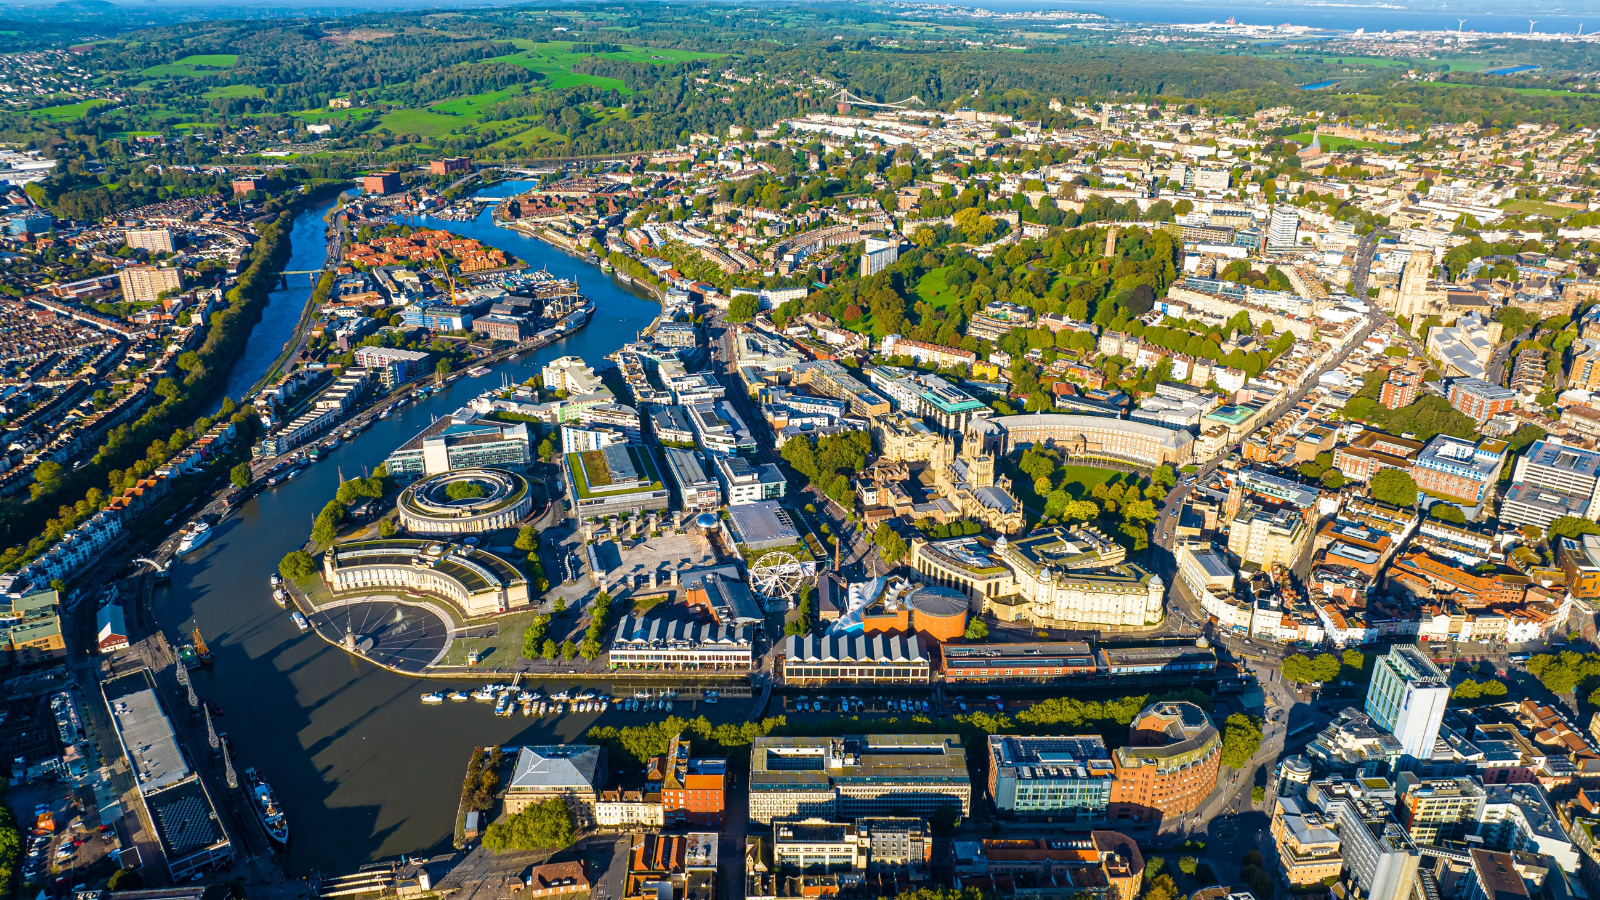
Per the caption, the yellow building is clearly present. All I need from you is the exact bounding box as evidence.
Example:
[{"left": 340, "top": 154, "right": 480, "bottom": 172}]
[
  {"left": 1271, "top": 796, "right": 1343, "bottom": 886},
  {"left": 1227, "top": 502, "right": 1309, "bottom": 569}
]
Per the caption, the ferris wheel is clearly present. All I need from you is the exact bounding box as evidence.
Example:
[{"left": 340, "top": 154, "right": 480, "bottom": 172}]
[{"left": 749, "top": 549, "right": 807, "bottom": 604}]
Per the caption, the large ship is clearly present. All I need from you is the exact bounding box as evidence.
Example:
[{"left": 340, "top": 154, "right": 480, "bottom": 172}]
[
  {"left": 244, "top": 768, "right": 289, "bottom": 844},
  {"left": 176, "top": 520, "right": 213, "bottom": 555}
]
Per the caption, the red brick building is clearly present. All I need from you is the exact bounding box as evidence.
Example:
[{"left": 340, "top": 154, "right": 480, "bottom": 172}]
[
  {"left": 361, "top": 172, "right": 401, "bottom": 194},
  {"left": 1107, "top": 701, "right": 1221, "bottom": 824},
  {"left": 1447, "top": 378, "right": 1518, "bottom": 424},
  {"left": 649, "top": 733, "right": 726, "bottom": 827},
  {"left": 431, "top": 157, "right": 473, "bottom": 176},
  {"left": 1379, "top": 362, "right": 1424, "bottom": 410}
]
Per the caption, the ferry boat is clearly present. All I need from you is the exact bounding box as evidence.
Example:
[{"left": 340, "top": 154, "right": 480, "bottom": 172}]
[
  {"left": 244, "top": 768, "right": 289, "bottom": 844},
  {"left": 177, "top": 642, "right": 200, "bottom": 670},
  {"left": 192, "top": 628, "right": 213, "bottom": 665},
  {"left": 421, "top": 692, "right": 445, "bottom": 704},
  {"left": 176, "top": 521, "right": 213, "bottom": 555},
  {"left": 448, "top": 691, "right": 470, "bottom": 702},
  {"left": 467, "top": 366, "right": 491, "bottom": 377},
  {"left": 290, "top": 611, "right": 310, "bottom": 633}
]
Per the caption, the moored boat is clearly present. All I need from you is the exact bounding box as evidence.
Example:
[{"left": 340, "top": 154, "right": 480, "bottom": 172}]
[
  {"left": 177, "top": 521, "right": 213, "bottom": 555},
  {"left": 245, "top": 768, "right": 289, "bottom": 844},
  {"left": 421, "top": 692, "right": 445, "bottom": 704}
]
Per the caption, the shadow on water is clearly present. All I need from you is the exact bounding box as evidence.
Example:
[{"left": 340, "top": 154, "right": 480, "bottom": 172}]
[{"left": 151, "top": 183, "right": 688, "bottom": 874}]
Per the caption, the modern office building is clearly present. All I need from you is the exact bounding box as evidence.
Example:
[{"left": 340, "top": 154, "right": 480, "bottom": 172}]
[
  {"left": 1447, "top": 378, "right": 1517, "bottom": 424},
  {"left": 988, "top": 735, "right": 1115, "bottom": 820},
  {"left": 687, "top": 400, "right": 757, "bottom": 456},
  {"left": 1305, "top": 709, "right": 1405, "bottom": 778},
  {"left": 661, "top": 447, "right": 720, "bottom": 511},
  {"left": 917, "top": 376, "right": 992, "bottom": 435},
  {"left": 355, "top": 346, "right": 430, "bottom": 388},
  {"left": 1268, "top": 206, "right": 1301, "bottom": 252},
  {"left": 395, "top": 469, "right": 533, "bottom": 534},
  {"left": 1317, "top": 779, "right": 1419, "bottom": 900},
  {"left": 563, "top": 444, "right": 671, "bottom": 518},
  {"left": 1507, "top": 439, "right": 1600, "bottom": 522},
  {"left": 1107, "top": 701, "right": 1221, "bottom": 824},
  {"left": 763, "top": 817, "right": 930, "bottom": 883},
  {"left": 1365, "top": 645, "right": 1451, "bottom": 768},
  {"left": 747, "top": 734, "right": 970, "bottom": 825},
  {"left": 1479, "top": 783, "right": 1578, "bottom": 871},
  {"left": 1228, "top": 502, "right": 1310, "bottom": 569},
  {"left": 1395, "top": 773, "right": 1486, "bottom": 845},
  {"left": 712, "top": 454, "right": 787, "bottom": 506},
  {"left": 384, "top": 407, "right": 532, "bottom": 478},
  {"left": 1410, "top": 435, "right": 1509, "bottom": 508}
]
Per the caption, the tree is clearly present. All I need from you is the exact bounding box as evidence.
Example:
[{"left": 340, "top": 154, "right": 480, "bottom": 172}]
[
  {"left": 728, "top": 295, "right": 760, "bottom": 322},
  {"left": 481, "top": 797, "right": 575, "bottom": 853},
  {"left": 1219, "top": 712, "right": 1263, "bottom": 768},
  {"left": 560, "top": 640, "right": 577, "bottom": 660},
  {"left": 378, "top": 518, "right": 398, "bottom": 538},
  {"left": 446, "top": 480, "right": 487, "bottom": 500},
  {"left": 1281, "top": 652, "right": 1341, "bottom": 684},
  {"left": 108, "top": 867, "right": 144, "bottom": 890},
  {"left": 541, "top": 638, "right": 559, "bottom": 659},
  {"left": 1428, "top": 504, "right": 1466, "bottom": 524},
  {"left": 964, "top": 618, "right": 989, "bottom": 642},
  {"left": 521, "top": 615, "right": 550, "bottom": 659},
  {"left": 929, "top": 803, "right": 961, "bottom": 834},
  {"left": 1549, "top": 516, "right": 1600, "bottom": 541},
  {"left": 1370, "top": 468, "right": 1418, "bottom": 507},
  {"left": 515, "top": 525, "right": 539, "bottom": 552},
  {"left": 436, "top": 358, "right": 452, "bottom": 382},
  {"left": 873, "top": 523, "right": 909, "bottom": 565},
  {"left": 1178, "top": 857, "right": 1198, "bottom": 876},
  {"left": 278, "top": 550, "right": 314, "bottom": 580},
  {"left": 230, "top": 463, "right": 253, "bottom": 489},
  {"left": 1321, "top": 469, "right": 1345, "bottom": 490},
  {"left": 1251, "top": 785, "right": 1266, "bottom": 803}
]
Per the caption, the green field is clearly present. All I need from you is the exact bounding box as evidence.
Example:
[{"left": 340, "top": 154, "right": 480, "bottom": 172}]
[
  {"left": 28, "top": 99, "right": 111, "bottom": 121},
  {"left": 913, "top": 267, "right": 961, "bottom": 311},
  {"left": 1499, "top": 199, "right": 1583, "bottom": 218},
  {"left": 378, "top": 107, "right": 465, "bottom": 138},
  {"left": 481, "top": 40, "right": 722, "bottom": 95},
  {"left": 1285, "top": 131, "right": 1407, "bottom": 151},
  {"left": 202, "top": 84, "right": 264, "bottom": 99},
  {"left": 1057, "top": 465, "right": 1122, "bottom": 497},
  {"left": 140, "top": 53, "right": 238, "bottom": 78},
  {"left": 430, "top": 87, "right": 525, "bottom": 116},
  {"left": 290, "top": 106, "right": 377, "bottom": 123}
]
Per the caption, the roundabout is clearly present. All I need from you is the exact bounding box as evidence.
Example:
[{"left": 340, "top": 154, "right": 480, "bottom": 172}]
[{"left": 396, "top": 467, "right": 532, "bottom": 534}]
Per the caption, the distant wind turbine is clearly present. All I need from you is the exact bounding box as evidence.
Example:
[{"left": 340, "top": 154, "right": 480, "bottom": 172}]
[
  {"left": 1529, "top": 19, "right": 1538, "bottom": 33},
  {"left": 1457, "top": 18, "right": 1467, "bottom": 32}
]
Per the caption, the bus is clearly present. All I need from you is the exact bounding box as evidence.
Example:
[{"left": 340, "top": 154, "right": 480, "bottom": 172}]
[{"left": 1508, "top": 654, "right": 1530, "bottom": 665}]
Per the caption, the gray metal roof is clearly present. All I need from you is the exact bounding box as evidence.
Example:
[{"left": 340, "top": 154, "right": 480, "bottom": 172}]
[{"left": 509, "top": 745, "right": 603, "bottom": 792}]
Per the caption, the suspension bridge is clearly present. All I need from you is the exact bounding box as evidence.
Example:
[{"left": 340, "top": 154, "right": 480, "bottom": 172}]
[{"left": 828, "top": 88, "right": 927, "bottom": 114}]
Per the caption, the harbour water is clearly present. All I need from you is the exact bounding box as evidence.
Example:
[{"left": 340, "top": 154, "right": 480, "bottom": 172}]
[{"left": 153, "top": 183, "right": 672, "bottom": 875}]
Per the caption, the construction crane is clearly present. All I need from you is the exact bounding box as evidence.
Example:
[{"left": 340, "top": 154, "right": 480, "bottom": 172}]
[{"left": 827, "top": 88, "right": 927, "bottom": 114}]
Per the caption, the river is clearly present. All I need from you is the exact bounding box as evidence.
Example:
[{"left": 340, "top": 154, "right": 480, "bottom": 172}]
[{"left": 152, "top": 182, "right": 672, "bottom": 876}]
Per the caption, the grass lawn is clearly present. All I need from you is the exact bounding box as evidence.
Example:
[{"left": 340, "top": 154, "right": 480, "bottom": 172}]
[
  {"left": 1499, "top": 199, "right": 1582, "bottom": 218},
  {"left": 489, "top": 124, "right": 567, "bottom": 148},
  {"left": 439, "top": 608, "right": 546, "bottom": 667},
  {"left": 379, "top": 107, "right": 467, "bottom": 138},
  {"left": 913, "top": 266, "right": 962, "bottom": 312},
  {"left": 291, "top": 106, "right": 377, "bottom": 123},
  {"left": 140, "top": 53, "right": 238, "bottom": 78},
  {"left": 1056, "top": 464, "right": 1123, "bottom": 497},
  {"left": 202, "top": 84, "right": 263, "bottom": 99},
  {"left": 28, "top": 99, "right": 111, "bottom": 121},
  {"left": 1285, "top": 131, "right": 1405, "bottom": 151},
  {"left": 431, "top": 86, "right": 525, "bottom": 116},
  {"left": 481, "top": 49, "right": 629, "bottom": 93}
]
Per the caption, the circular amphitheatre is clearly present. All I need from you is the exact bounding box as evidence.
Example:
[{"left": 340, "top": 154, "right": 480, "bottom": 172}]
[
  {"left": 306, "top": 596, "right": 452, "bottom": 674},
  {"left": 397, "top": 468, "right": 532, "bottom": 534}
]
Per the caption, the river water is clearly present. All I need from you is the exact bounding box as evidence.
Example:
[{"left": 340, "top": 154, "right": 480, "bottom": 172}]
[{"left": 154, "top": 182, "right": 668, "bottom": 875}]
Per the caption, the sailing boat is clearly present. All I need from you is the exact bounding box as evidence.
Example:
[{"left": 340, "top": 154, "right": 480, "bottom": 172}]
[{"left": 193, "top": 627, "right": 213, "bottom": 665}]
